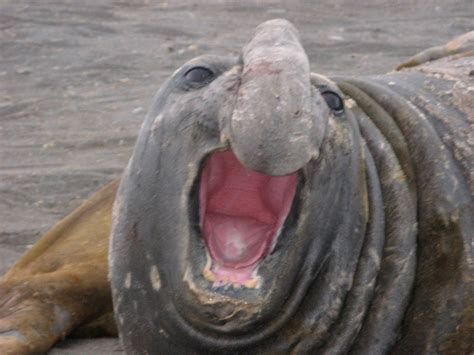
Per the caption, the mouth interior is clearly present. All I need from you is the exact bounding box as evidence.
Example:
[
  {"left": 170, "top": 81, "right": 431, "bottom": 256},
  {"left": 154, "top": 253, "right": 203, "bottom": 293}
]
[{"left": 199, "top": 150, "right": 298, "bottom": 281}]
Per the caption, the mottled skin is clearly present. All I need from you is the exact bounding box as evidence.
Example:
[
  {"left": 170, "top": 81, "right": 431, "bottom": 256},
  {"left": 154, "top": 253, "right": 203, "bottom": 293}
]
[{"left": 0, "top": 21, "right": 472, "bottom": 354}]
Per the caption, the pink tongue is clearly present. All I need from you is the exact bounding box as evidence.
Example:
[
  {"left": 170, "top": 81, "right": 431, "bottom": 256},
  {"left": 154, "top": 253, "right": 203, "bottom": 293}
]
[
  {"left": 200, "top": 150, "right": 297, "bottom": 270},
  {"left": 204, "top": 214, "right": 274, "bottom": 268}
]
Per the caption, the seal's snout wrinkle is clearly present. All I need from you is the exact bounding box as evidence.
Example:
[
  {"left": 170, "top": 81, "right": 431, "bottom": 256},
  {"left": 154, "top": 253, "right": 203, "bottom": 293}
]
[{"left": 229, "top": 19, "right": 327, "bottom": 176}]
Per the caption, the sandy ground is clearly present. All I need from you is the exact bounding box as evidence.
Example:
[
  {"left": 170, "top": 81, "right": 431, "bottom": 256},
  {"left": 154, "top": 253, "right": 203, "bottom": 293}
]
[{"left": 0, "top": 0, "right": 472, "bottom": 353}]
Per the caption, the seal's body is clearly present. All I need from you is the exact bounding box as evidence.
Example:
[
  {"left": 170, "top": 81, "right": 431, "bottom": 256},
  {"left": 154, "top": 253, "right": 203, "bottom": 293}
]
[{"left": 0, "top": 20, "right": 472, "bottom": 354}]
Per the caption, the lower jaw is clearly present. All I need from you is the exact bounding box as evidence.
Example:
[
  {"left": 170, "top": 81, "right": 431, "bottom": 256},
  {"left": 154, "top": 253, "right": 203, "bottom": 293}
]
[{"left": 202, "top": 253, "right": 263, "bottom": 289}]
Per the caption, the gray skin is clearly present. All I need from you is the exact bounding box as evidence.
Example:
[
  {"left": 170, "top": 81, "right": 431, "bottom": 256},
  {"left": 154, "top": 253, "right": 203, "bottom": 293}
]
[{"left": 110, "top": 19, "right": 473, "bottom": 354}]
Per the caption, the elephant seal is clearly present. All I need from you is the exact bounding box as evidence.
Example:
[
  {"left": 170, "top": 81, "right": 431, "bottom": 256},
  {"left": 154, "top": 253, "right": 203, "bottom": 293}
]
[{"left": 1, "top": 19, "right": 473, "bottom": 354}]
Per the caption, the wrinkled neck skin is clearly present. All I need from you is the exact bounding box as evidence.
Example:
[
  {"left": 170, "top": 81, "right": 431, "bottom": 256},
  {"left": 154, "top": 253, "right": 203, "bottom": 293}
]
[
  {"left": 110, "top": 19, "right": 471, "bottom": 354},
  {"left": 335, "top": 66, "right": 472, "bottom": 353}
]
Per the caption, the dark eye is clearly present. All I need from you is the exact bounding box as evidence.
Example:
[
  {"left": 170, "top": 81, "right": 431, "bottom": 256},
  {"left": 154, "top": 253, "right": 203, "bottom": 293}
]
[
  {"left": 321, "top": 91, "right": 344, "bottom": 114},
  {"left": 184, "top": 67, "right": 214, "bottom": 85}
]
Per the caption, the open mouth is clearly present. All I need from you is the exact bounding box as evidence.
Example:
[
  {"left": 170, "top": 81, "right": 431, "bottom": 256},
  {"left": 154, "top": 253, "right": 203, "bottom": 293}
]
[{"left": 199, "top": 150, "right": 298, "bottom": 287}]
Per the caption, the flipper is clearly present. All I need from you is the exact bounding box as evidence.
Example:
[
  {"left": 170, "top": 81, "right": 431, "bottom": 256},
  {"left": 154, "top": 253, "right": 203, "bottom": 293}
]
[
  {"left": 396, "top": 31, "right": 474, "bottom": 70},
  {"left": 0, "top": 179, "right": 118, "bottom": 354}
]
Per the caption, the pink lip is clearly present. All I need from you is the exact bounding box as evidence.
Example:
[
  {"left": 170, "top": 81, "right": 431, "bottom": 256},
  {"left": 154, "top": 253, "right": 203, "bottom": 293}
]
[{"left": 199, "top": 150, "right": 298, "bottom": 285}]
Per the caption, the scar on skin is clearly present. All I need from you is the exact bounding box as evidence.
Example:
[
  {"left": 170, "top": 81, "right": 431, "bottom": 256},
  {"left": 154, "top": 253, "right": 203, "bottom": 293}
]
[
  {"left": 125, "top": 272, "right": 132, "bottom": 289},
  {"left": 345, "top": 98, "right": 356, "bottom": 108},
  {"left": 150, "top": 265, "right": 161, "bottom": 291},
  {"left": 0, "top": 330, "right": 27, "bottom": 343},
  {"left": 52, "top": 305, "right": 71, "bottom": 335},
  {"left": 151, "top": 113, "right": 164, "bottom": 132}
]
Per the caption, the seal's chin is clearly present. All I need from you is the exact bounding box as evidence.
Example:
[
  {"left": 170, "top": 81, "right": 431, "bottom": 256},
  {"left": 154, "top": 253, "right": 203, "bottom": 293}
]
[{"left": 199, "top": 150, "right": 298, "bottom": 287}]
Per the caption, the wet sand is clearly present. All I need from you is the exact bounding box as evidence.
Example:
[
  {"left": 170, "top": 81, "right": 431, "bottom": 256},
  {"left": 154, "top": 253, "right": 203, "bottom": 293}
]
[{"left": 0, "top": 0, "right": 472, "bottom": 353}]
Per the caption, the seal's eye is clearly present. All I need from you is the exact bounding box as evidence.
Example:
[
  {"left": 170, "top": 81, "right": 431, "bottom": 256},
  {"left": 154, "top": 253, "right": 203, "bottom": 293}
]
[
  {"left": 321, "top": 91, "right": 344, "bottom": 114},
  {"left": 184, "top": 67, "right": 214, "bottom": 85}
]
